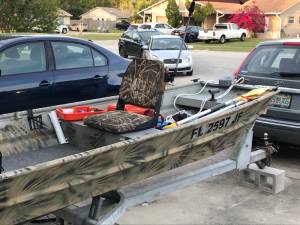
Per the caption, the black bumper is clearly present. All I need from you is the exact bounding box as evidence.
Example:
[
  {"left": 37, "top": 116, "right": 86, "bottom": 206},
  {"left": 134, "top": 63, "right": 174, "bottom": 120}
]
[{"left": 254, "top": 116, "right": 300, "bottom": 146}]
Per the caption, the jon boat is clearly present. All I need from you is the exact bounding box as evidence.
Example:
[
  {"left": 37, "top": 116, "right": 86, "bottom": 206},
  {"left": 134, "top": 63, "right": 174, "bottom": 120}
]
[{"left": 0, "top": 59, "right": 277, "bottom": 225}]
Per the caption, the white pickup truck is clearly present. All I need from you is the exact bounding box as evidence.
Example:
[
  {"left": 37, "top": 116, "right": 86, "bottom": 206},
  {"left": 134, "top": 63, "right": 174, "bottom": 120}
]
[{"left": 198, "top": 23, "right": 247, "bottom": 44}]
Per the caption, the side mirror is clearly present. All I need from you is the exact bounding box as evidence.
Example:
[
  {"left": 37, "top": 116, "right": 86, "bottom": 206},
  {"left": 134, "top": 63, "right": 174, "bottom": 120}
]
[
  {"left": 187, "top": 45, "right": 193, "bottom": 49},
  {"left": 142, "top": 45, "right": 149, "bottom": 50}
]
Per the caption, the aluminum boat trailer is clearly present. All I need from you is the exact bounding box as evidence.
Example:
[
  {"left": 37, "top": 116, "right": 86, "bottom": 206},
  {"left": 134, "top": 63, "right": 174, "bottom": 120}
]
[{"left": 51, "top": 127, "right": 285, "bottom": 225}]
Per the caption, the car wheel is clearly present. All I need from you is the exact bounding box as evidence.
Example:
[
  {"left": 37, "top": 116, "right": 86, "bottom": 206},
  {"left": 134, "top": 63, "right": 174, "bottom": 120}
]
[
  {"left": 219, "top": 35, "right": 226, "bottom": 44},
  {"left": 62, "top": 28, "right": 67, "bottom": 34},
  {"left": 191, "top": 35, "right": 196, "bottom": 42},
  {"left": 187, "top": 70, "right": 193, "bottom": 76},
  {"left": 119, "top": 46, "right": 128, "bottom": 58},
  {"left": 187, "top": 35, "right": 195, "bottom": 43},
  {"left": 240, "top": 33, "right": 246, "bottom": 41}
]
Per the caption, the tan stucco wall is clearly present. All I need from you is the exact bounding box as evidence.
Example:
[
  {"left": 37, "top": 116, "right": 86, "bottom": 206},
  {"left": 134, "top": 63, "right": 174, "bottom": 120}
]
[
  {"left": 81, "top": 8, "right": 117, "bottom": 21},
  {"left": 58, "top": 16, "right": 71, "bottom": 26},
  {"left": 203, "top": 15, "right": 216, "bottom": 29},
  {"left": 143, "top": 0, "right": 188, "bottom": 23},
  {"left": 281, "top": 2, "right": 300, "bottom": 37},
  {"left": 262, "top": 15, "right": 281, "bottom": 39}
]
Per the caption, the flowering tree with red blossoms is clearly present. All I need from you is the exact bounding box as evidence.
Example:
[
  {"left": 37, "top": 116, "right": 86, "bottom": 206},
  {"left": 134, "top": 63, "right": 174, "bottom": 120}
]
[{"left": 228, "top": 4, "right": 266, "bottom": 34}]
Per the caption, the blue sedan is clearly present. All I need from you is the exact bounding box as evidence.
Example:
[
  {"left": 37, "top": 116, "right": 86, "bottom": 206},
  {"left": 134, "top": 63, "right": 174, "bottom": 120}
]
[{"left": 0, "top": 35, "right": 129, "bottom": 114}]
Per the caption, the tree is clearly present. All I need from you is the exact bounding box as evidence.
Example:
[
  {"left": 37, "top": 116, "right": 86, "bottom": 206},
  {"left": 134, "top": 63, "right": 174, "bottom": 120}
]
[
  {"left": 130, "top": 0, "right": 156, "bottom": 23},
  {"left": 0, "top": 0, "right": 59, "bottom": 32},
  {"left": 165, "top": 0, "right": 181, "bottom": 27},
  {"left": 228, "top": 4, "right": 265, "bottom": 33},
  {"left": 185, "top": 0, "right": 214, "bottom": 26},
  {"left": 59, "top": 0, "right": 113, "bottom": 19}
]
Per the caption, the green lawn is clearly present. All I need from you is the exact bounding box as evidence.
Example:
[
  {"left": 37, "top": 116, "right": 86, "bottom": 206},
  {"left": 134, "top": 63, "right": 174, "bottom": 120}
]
[
  {"left": 68, "top": 33, "right": 121, "bottom": 40},
  {"left": 191, "top": 38, "right": 265, "bottom": 52}
]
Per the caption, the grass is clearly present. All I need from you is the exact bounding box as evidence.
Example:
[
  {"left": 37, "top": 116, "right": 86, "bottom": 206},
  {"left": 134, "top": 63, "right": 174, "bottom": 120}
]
[
  {"left": 68, "top": 33, "right": 122, "bottom": 40},
  {"left": 0, "top": 31, "right": 122, "bottom": 41},
  {"left": 191, "top": 38, "right": 265, "bottom": 52}
]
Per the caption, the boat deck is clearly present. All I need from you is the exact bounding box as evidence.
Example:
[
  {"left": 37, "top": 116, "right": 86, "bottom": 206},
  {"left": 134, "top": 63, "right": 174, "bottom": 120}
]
[{"left": 2, "top": 144, "right": 82, "bottom": 171}]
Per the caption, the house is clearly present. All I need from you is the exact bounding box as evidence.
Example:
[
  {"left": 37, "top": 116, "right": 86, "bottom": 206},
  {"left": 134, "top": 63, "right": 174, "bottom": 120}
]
[
  {"left": 138, "top": 0, "right": 188, "bottom": 23},
  {"left": 80, "top": 7, "right": 131, "bottom": 31},
  {"left": 243, "top": 0, "right": 300, "bottom": 39},
  {"left": 138, "top": 0, "right": 300, "bottom": 39},
  {"left": 57, "top": 8, "right": 72, "bottom": 26},
  {"left": 137, "top": 0, "right": 242, "bottom": 25}
]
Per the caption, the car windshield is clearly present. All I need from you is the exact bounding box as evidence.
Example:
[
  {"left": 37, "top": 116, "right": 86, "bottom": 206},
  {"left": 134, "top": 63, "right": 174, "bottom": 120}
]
[
  {"left": 240, "top": 45, "right": 300, "bottom": 78},
  {"left": 139, "top": 31, "right": 161, "bottom": 41},
  {"left": 151, "top": 38, "right": 186, "bottom": 50}
]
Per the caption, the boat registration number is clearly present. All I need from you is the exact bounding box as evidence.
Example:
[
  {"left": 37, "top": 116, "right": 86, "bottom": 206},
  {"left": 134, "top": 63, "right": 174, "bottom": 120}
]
[
  {"left": 269, "top": 94, "right": 291, "bottom": 108},
  {"left": 191, "top": 112, "right": 243, "bottom": 139}
]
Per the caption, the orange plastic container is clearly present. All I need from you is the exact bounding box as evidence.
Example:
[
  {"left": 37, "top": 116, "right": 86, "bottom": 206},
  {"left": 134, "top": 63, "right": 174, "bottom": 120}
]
[
  {"left": 56, "top": 106, "right": 106, "bottom": 121},
  {"left": 106, "top": 104, "right": 153, "bottom": 116}
]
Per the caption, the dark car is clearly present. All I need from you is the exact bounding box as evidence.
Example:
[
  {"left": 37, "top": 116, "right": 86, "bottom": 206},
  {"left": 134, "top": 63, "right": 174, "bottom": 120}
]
[
  {"left": 235, "top": 39, "right": 300, "bottom": 146},
  {"left": 0, "top": 35, "right": 129, "bottom": 114},
  {"left": 118, "top": 29, "right": 161, "bottom": 58},
  {"left": 116, "top": 20, "right": 130, "bottom": 30},
  {"left": 172, "top": 26, "right": 202, "bottom": 43}
]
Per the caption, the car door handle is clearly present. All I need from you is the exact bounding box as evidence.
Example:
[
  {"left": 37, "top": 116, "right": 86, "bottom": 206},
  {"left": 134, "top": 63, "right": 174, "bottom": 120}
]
[
  {"left": 39, "top": 80, "right": 51, "bottom": 87},
  {"left": 93, "top": 75, "right": 106, "bottom": 80}
]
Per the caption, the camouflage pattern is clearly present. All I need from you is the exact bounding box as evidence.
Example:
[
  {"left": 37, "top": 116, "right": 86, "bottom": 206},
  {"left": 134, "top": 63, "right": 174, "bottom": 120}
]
[
  {"left": 83, "top": 58, "right": 165, "bottom": 133},
  {"left": 119, "top": 58, "right": 165, "bottom": 109},
  {"left": 0, "top": 86, "right": 277, "bottom": 225},
  {"left": 0, "top": 120, "right": 56, "bottom": 157},
  {"left": 83, "top": 110, "right": 153, "bottom": 133}
]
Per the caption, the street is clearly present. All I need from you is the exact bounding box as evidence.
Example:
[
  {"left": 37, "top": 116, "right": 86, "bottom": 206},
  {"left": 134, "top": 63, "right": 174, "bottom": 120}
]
[{"left": 95, "top": 40, "right": 248, "bottom": 84}]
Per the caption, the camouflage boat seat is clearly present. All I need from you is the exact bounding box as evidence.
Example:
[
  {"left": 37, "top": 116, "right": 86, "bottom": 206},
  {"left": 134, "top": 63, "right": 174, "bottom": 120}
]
[{"left": 84, "top": 58, "right": 165, "bottom": 133}]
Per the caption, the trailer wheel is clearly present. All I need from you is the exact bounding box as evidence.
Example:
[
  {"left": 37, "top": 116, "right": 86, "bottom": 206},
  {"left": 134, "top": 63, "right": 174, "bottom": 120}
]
[{"left": 219, "top": 35, "right": 226, "bottom": 44}]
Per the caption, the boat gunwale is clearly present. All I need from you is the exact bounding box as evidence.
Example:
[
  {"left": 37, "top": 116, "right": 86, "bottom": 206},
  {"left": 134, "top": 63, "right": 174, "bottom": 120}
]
[{"left": 0, "top": 90, "right": 278, "bottom": 180}]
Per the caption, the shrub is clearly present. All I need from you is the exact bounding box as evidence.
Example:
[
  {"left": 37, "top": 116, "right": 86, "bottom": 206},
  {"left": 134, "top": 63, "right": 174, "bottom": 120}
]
[{"left": 228, "top": 4, "right": 266, "bottom": 33}]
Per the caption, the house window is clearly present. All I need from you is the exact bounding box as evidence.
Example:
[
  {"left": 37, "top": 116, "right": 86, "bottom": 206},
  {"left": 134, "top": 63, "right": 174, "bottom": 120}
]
[{"left": 288, "top": 16, "right": 295, "bottom": 24}]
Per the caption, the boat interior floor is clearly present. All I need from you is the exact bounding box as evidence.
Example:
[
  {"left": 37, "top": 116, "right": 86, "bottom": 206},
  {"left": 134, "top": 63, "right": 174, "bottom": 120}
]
[{"left": 2, "top": 144, "right": 82, "bottom": 172}]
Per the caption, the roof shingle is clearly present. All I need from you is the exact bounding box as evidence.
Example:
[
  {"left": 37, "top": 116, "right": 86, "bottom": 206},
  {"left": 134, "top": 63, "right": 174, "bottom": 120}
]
[
  {"left": 81, "top": 7, "right": 130, "bottom": 19},
  {"left": 243, "top": 0, "right": 300, "bottom": 14},
  {"left": 196, "top": 0, "right": 243, "bottom": 14}
]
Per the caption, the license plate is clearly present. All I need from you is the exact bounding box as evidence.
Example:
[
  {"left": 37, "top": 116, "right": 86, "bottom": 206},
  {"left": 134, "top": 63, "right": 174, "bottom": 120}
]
[
  {"left": 175, "top": 33, "right": 179, "bottom": 36},
  {"left": 269, "top": 94, "right": 291, "bottom": 108}
]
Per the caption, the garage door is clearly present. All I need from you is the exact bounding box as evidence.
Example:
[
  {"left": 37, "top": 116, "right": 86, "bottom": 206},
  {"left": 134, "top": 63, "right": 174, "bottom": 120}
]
[{"left": 156, "top": 16, "right": 167, "bottom": 23}]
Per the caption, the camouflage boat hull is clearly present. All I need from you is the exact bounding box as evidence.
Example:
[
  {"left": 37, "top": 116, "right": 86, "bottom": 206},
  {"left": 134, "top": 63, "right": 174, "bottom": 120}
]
[{"left": 0, "top": 83, "right": 277, "bottom": 224}]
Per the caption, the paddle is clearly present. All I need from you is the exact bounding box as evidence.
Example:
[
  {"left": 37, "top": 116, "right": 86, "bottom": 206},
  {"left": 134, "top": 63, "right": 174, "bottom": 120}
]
[{"left": 175, "top": 87, "right": 271, "bottom": 126}]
